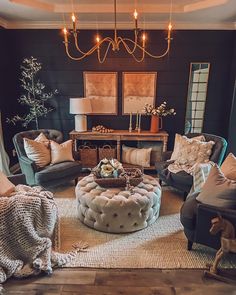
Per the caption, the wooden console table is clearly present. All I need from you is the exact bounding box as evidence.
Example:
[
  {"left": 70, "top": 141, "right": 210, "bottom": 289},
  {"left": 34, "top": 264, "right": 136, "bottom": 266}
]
[{"left": 69, "top": 130, "right": 169, "bottom": 169}]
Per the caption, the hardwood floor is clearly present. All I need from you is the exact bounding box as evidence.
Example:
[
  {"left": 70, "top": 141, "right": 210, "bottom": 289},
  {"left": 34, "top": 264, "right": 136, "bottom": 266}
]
[{"left": 4, "top": 268, "right": 236, "bottom": 294}]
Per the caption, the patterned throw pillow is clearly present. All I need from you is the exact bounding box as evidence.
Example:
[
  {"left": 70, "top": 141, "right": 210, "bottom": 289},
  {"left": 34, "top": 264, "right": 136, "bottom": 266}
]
[
  {"left": 170, "top": 134, "right": 206, "bottom": 161},
  {"left": 221, "top": 153, "right": 236, "bottom": 180},
  {"left": 50, "top": 140, "right": 74, "bottom": 165},
  {"left": 23, "top": 134, "right": 51, "bottom": 168},
  {"left": 122, "top": 145, "right": 152, "bottom": 168},
  {"left": 196, "top": 165, "right": 236, "bottom": 209},
  {"left": 174, "top": 135, "right": 214, "bottom": 166}
]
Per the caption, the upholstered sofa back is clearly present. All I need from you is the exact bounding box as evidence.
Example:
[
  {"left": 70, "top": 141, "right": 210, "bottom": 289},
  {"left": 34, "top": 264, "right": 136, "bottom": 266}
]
[{"left": 13, "top": 129, "right": 63, "bottom": 158}]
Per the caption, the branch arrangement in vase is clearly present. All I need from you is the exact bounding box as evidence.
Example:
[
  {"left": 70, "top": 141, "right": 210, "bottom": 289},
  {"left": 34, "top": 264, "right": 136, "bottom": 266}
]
[
  {"left": 6, "top": 56, "right": 58, "bottom": 129},
  {"left": 143, "top": 102, "right": 176, "bottom": 117}
]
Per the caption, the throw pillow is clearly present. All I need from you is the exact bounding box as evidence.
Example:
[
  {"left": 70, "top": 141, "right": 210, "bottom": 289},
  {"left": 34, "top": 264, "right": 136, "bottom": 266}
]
[
  {"left": 170, "top": 134, "right": 206, "bottom": 161},
  {"left": 174, "top": 135, "right": 214, "bottom": 166},
  {"left": 35, "top": 132, "right": 50, "bottom": 147},
  {"left": 122, "top": 145, "right": 152, "bottom": 167},
  {"left": 50, "top": 140, "right": 74, "bottom": 165},
  {"left": 196, "top": 165, "right": 236, "bottom": 209},
  {"left": 0, "top": 171, "right": 15, "bottom": 197},
  {"left": 221, "top": 153, "right": 236, "bottom": 180},
  {"left": 23, "top": 137, "right": 51, "bottom": 168}
]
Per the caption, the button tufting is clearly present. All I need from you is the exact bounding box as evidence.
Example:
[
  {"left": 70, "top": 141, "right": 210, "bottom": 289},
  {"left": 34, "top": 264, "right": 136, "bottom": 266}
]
[
  {"left": 120, "top": 225, "right": 124, "bottom": 228},
  {"left": 106, "top": 224, "right": 109, "bottom": 227},
  {"left": 113, "top": 213, "right": 118, "bottom": 218},
  {"left": 128, "top": 212, "right": 132, "bottom": 217},
  {"left": 133, "top": 222, "right": 138, "bottom": 226}
]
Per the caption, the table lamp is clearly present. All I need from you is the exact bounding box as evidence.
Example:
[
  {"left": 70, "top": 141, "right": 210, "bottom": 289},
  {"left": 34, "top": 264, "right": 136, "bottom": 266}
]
[{"left": 70, "top": 98, "right": 92, "bottom": 132}]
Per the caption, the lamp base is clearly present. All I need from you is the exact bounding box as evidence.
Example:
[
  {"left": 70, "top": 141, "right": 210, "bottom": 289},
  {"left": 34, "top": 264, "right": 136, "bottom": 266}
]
[{"left": 75, "top": 114, "right": 88, "bottom": 132}]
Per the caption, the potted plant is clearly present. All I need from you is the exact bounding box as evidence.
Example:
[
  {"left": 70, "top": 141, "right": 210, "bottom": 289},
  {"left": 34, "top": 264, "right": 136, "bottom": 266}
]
[
  {"left": 143, "top": 102, "right": 176, "bottom": 133},
  {"left": 7, "top": 56, "right": 58, "bottom": 130}
]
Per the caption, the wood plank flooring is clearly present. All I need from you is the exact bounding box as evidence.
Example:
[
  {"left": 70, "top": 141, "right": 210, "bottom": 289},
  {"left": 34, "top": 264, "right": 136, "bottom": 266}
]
[{"left": 4, "top": 268, "right": 236, "bottom": 294}]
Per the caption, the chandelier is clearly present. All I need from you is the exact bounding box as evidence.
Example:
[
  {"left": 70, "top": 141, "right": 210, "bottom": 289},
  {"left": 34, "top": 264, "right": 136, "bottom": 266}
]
[{"left": 63, "top": 0, "right": 173, "bottom": 63}]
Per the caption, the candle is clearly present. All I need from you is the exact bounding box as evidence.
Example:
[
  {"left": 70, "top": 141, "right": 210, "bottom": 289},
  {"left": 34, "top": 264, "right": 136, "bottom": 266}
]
[
  {"left": 72, "top": 14, "right": 76, "bottom": 32},
  {"left": 63, "top": 27, "right": 68, "bottom": 43},
  {"left": 134, "top": 9, "right": 138, "bottom": 30},
  {"left": 138, "top": 113, "right": 142, "bottom": 130},
  {"left": 96, "top": 35, "right": 100, "bottom": 49},
  {"left": 142, "top": 33, "right": 146, "bottom": 48},
  {"left": 135, "top": 111, "right": 139, "bottom": 129},
  {"left": 168, "top": 23, "right": 172, "bottom": 39},
  {"left": 129, "top": 112, "right": 132, "bottom": 126}
]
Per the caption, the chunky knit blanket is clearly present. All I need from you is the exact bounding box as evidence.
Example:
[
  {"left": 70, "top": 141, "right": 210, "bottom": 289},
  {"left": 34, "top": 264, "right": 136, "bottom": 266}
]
[{"left": 0, "top": 185, "right": 86, "bottom": 288}]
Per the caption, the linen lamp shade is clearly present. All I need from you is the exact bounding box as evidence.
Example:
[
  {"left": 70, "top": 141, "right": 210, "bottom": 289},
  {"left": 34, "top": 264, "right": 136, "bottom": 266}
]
[{"left": 70, "top": 98, "right": 92, "bottom": 132}]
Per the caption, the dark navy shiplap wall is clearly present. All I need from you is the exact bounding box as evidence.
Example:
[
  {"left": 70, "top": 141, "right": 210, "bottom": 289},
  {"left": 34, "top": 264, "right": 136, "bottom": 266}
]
[{"left": 0, "top": 29, "right": 235, "bottom": 164}]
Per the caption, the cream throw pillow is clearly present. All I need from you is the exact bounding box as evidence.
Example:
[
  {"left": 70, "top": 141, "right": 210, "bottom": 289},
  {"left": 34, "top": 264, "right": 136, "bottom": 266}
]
[
  {"left": 172, "top": 135, "right": 214, "bottom": 166},
  {"left": 196, "top": 165, "right": 236, "bottom": 209},
  {"left": 122, "top": 145, "right": 152, "bottom": 168},
  {"left": 170, "top": 134, "right": 206, "bottom": 161},
  {"left": 0, "top": 171, "right": 15, "bottom": 197},
  {"left": 50, "top": 140, "right": 74, "bottom": 165},
  {"left": 35, "top": 132, "right": 50, "bottom": 147},
  {"left": 24, "top": 137, "right": 51, "bottom": 168},
  {"left": 221, "top": 153, "right": 236, "bottom": 180}
]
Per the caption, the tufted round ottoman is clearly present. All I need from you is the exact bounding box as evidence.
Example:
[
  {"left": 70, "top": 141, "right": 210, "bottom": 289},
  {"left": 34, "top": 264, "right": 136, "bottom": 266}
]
[{"left": 75, "top": 174, "right": 162, "bottom": 233}]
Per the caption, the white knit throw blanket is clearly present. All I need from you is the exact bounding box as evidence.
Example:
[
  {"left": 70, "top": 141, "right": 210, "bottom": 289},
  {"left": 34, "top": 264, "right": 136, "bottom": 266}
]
[{"left": 0, "top": 185, "right": 86, "bottom": 288}]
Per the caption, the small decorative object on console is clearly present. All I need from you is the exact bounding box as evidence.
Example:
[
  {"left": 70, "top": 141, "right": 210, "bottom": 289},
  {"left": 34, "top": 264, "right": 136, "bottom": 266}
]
[
  {"left": 143, "top": 101, "right": 176, "bottom": 133},
  {"left": 92, "top": 125, "right": 114, "bottom": 133},
  {"left": 92, "top": 158, "right": 143, "bottom": 188}
]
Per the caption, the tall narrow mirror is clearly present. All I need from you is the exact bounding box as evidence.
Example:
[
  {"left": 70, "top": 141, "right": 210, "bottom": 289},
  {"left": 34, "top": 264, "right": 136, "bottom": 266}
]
[{"left": 185, "top": 63, "right": 210, "bottom": 133}]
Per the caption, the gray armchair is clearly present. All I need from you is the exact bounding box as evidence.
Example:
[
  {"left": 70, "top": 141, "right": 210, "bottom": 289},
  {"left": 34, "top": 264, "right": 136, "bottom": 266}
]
[
  {"left": 180, "top": 193, "right": 236, "bottom": 250},
  {"left": 13, "top": 129, "right": 82, "bottom": 188},
  {"left": 156, "top": 133, "right": 228, "bottom": 196}
]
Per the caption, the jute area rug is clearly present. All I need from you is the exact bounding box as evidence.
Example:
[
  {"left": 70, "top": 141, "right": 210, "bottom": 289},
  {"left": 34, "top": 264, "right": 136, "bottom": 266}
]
[{"left": 53, "top": 182, "right": 236, "bottom": 269}]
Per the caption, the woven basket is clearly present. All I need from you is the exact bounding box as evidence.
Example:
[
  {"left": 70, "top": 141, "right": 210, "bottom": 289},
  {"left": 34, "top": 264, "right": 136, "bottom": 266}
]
[
  {"left": 78, "top": 145, "right": 98, "bottom": 168},
  {"left": 98, "top": 144, "right": 116, "bottom": 161},
  {"left": 94, "top": 168, "right": 143, "bottom": 188}
]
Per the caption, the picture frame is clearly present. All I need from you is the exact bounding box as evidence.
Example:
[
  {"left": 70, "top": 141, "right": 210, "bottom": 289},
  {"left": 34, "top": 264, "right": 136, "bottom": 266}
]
[
  {"left": 84, "top": 71, "right": 118, "bottom": 115},
  {"left": 122, "top": 72, "right": 157, "bottom": 114}
]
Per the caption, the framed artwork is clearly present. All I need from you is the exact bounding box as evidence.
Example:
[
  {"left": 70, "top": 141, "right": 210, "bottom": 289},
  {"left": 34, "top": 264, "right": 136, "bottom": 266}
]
[
  {"left": 122, "top": 72, "right": 157, "bottom": 114},
  {"left": 84, "top": 72, "right": 118, "bottom": 115}
]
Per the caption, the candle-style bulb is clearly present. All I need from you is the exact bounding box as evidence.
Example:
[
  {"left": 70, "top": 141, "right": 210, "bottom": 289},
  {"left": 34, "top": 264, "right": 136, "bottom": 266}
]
[
  {"left": 142, "top": 33, "right": 146, "bottom": 41},
  {"left": 72, "top": 14, "right": 76, "bottom": 23},
  {"left": 63, "top": 27, "right": 68, "bottom": 43},
  {"left": 134, "top": 9, "right": 138, "bottom": 20},
  {"left": 168, "top": 23, "right": 172, "bottom": 31},
  {"left": 96, "top": 35, "right": 100, "bottom": 43}
]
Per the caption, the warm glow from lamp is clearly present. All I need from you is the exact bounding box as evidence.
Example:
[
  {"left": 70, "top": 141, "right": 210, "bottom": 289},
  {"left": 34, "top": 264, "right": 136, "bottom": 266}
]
[
  {"left": 142, "top": 34, "right": 146, "bottom": 41},
  {"left": 168, "top": 23, "right": 172, "bottom": 31},
  {"left": 96, "top": 36, "right": 100, "bottom": 43},
  {"left": 133, "top": 9, "right": 138, "bottom": 20}
]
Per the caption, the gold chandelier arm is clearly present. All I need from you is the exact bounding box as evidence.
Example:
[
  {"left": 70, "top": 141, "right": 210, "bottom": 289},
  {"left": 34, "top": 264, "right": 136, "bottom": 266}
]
[
  {"left": 117, "top": 30, "right": 138, "bottom": 55},
  {"left": 121, "top": 39, "right": 145, "bottom": 62},
  {"left": 74, "top": 33, "right": 87, "bottom": 54},
  {"left": 73, "top": 34, "right": 113, "bottom": 56},
  {"left": 97, "top": 41, "right": 113, "bottom": 63},
  {"left": 120, "top": 37, "right": 171, "bottom": 59},
  {"left": 64, "top": 42, "right": 99, "bottom": 61},
  {"left": 143, "top": 38, "right": 171, "bottom": 59}
]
